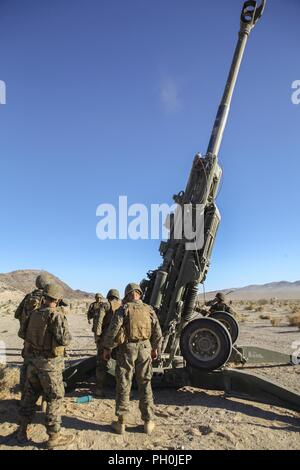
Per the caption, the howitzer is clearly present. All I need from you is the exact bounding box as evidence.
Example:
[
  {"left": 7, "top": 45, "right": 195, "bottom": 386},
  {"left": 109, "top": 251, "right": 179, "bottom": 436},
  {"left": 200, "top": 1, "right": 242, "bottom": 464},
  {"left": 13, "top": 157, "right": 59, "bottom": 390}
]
[
  {"left": 141, "top": 0, "right": 267, "bottom": 370},
  {"left": 64, "top": 0, "right": 300, "bottom": 412}
]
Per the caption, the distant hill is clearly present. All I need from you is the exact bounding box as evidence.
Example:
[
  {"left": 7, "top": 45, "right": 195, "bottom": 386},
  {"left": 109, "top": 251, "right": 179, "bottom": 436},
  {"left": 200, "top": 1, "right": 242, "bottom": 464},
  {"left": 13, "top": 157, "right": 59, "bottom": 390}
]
[
  {"left": 1, "top": 270, "right": 299, "bottom": 304},
  {"left": 204, "top": 280, "right": 300, "bottom": 301},
  {"left": 0, "top": 270, "right": 95, "bottom": 301}
]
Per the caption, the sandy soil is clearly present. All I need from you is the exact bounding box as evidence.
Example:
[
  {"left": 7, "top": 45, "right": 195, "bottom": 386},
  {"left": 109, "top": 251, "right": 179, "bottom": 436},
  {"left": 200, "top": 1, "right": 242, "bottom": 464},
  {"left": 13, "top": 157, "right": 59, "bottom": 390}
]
[{"left": 0, "top": 304, "right": 300, "bottom": 451}]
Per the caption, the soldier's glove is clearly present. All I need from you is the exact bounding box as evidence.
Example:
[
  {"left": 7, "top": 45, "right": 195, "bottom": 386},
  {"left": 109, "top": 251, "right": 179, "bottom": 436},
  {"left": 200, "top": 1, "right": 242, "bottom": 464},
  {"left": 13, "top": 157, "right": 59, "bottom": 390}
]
[
  {"left": 151, "top": 349, "right": 158, "bottom": 360},
  {"left": 102, "top": 349, "right": 111, "bottom": 361},
  {"left": 88, "top": 319, "right": 91, "bottom": 325}
]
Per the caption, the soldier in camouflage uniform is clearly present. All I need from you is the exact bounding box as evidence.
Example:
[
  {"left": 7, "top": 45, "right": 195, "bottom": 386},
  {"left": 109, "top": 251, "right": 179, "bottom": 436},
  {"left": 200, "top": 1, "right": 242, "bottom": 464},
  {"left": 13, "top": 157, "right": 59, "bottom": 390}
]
[
  {"left": 14, "top": 274, "right": 50, "bottom": 396},
  {"left": 102, "top": 283, "right": 162, "bottom": 435},
  {"left": 93, "top": 289, "right": 121, "bottom": 398},
  {"left": 17, "top": 283, "right": 74, "bottom": 449},
  {"left": 206, "top": 292, "right": 236, "bottom": 317},
  {"left": 87, "top": 293, "right": 103, "bottom": 332}
]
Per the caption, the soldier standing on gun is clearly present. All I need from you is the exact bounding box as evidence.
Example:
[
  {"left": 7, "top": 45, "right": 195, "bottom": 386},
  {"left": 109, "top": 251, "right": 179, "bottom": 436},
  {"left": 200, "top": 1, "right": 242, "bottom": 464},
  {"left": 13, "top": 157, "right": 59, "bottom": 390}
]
[
  {"left": 206, "top": 292, "right": 237, "bottom": 317},
  {"left": 17, "top": 283, "right": 74, "bottom": 449},
  {"left": 14, "top": 273, "right": 50, "bottom": 397},
  {"left": 102, "top": 283, "right": 162, "bottom": 435},
  {"left": 93, "top": 289, "right": 121, "bottom": 398}
]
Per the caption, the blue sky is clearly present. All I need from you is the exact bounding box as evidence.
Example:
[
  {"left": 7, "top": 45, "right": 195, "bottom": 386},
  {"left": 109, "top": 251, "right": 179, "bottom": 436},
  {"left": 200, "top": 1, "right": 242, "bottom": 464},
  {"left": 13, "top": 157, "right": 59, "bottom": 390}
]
[{"left": 0, "top": 0, "right": 299, "bottom": 295}]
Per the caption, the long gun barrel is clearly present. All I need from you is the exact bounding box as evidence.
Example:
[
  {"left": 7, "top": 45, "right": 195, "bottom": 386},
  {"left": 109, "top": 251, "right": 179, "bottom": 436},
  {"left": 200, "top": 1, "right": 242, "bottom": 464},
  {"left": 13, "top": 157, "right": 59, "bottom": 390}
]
[
  {"left": 141, "top": 1, "right": 266, "bottom": 359},
  {"left": 207, "top": 0, "right": 266, "bottom": 157}
]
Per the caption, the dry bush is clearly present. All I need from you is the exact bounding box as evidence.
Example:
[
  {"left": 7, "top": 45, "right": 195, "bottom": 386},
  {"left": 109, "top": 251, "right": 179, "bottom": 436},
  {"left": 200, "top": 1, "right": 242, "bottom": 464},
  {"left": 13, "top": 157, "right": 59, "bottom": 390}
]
[
  {"left": 260, "top": 314, "right": 271, "bottom": 320},
  {"left": 257, "top": 299, "right": 268, "bottom": 306},
  {"left": 0, "top": 366, "right": 20, "bottom": 396},
  {"left": 288, "top": 313, "right": 300, "bottom": 328},
  {"left": 245, "top": 302, "right": 255, "bottom": 311},
  {"left": 239, "top": 317, "right": 245, "bottom": 323},
  {"left": 255, "top": 306, "right": 264, "bottom": 312},
  {"left": 270, "top": 317, "right": 282, "bottom": 327}
]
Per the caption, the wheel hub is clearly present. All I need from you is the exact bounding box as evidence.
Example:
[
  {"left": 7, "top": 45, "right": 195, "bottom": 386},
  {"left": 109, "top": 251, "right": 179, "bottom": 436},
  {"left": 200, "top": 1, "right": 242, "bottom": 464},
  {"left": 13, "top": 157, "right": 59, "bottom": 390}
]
[{"left": 189, "top": 328, "right": 221, "bottom": 362}]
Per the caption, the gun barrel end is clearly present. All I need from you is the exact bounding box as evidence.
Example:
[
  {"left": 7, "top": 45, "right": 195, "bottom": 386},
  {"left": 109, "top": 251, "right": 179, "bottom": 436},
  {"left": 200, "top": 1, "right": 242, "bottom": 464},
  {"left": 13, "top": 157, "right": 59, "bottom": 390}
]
[{"left": 241, "top": 0, "right": 266, "bottom": 29}]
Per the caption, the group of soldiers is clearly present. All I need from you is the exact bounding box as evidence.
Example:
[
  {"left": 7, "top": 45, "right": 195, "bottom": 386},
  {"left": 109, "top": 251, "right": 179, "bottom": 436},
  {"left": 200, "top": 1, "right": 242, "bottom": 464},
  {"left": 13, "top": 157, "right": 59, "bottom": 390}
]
[
  {"left": 14, "top": 275, "right": 163, "bottom": 447},
  {"left": 14, "top": 273, "right": 235, "bottom": 447}
]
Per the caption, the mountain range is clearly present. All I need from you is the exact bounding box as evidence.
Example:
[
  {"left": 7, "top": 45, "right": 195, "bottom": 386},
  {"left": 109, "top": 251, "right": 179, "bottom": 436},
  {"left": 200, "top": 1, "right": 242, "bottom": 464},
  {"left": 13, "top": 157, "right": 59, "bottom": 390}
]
[{"left": 0, "top": 270, "right": 299, "bottom": 302}]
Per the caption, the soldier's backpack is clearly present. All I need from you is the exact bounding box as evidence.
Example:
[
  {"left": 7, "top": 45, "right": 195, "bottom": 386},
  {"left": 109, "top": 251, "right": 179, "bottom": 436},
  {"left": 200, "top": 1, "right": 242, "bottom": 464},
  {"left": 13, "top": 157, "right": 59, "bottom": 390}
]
[
  {"left": 124, "top": 302, "right": 152, "bottom": 341},
  {"left": 25, "top": 308, "right": 65, "bottom": 357},
  {"left": 26, "top": 289, "right": 44, "bottom": 312},
  {"left": 18, "top": 289, "right": 44, "bottom": 339},
  {"left": 102, "top": 299, "right": 122, "bottom": 333}
]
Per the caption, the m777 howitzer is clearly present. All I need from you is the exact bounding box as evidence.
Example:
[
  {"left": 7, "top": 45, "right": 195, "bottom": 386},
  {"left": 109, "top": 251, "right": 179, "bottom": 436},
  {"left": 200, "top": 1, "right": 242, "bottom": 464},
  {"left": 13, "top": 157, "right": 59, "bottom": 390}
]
[
  {"left": 141, "top": 0, "right": 268, "bottom": 370},
  {"left": 64, "top": 0, "right": 300, "bottom": 412}
]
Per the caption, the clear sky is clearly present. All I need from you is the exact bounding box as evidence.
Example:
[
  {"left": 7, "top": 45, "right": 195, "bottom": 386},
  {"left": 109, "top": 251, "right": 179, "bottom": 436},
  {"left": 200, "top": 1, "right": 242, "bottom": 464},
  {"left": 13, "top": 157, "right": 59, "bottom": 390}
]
[{"left": 0, "top": 0, "right": 299, "bottom": 296}]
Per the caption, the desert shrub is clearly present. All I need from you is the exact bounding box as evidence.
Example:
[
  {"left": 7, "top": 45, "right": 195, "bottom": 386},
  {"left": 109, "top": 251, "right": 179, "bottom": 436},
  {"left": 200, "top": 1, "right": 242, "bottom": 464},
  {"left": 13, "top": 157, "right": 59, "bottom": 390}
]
[
  {"left": 257, "top": 299, "right": 268, "bottom": 306},
  {"left": 245, "top": 302, "right": 255, "bottom": 311},
  {"left": 255, "top": 306, "right": 264, "bottom": 312},
  {"left": 0, "top": 366, "right": 20, "bottom": 395},
  {"left": 288, "top": 313, "right": 300, "bottom": 328},
  {"left": 270, "top": 317, "right": 281, "bottom": 327},
  {"left": 260, "top": 314, "right": 270, "bottom": 320}
]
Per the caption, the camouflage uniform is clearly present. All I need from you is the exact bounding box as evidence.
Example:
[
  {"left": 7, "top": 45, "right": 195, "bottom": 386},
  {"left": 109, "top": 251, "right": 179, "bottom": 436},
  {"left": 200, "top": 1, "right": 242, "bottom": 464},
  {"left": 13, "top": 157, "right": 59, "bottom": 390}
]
[
  {"left": 103, "top": 299, "right": 162, "bottom": 423},
  {"left": 94, "top": 297, "right": 121, "bottom": 394},
  {"left": 207, "top": 300, "right": 236, "bottom": 317},
  {"left": 20, "top": 306, "right": 72, "bottom": 437},
  {"left": 87, "top": 295, "right": 103, "bottom": 337},
  {"left": 15, "top": 288, "right": 45, "bottom": 394}
]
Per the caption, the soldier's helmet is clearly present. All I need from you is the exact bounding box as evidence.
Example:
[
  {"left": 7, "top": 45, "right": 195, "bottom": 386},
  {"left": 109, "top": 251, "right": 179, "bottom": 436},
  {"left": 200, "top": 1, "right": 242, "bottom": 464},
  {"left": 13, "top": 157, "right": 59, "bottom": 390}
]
[
  {"left": 36, "top": 273, "right": 50, "bottom": 289},
  {"left": 216, "top": 292, "right": 225, "bottom": 302},
  {"left": 95, "top": 293, "right": 101, "bottom": 300},
  {"left": 107, "top": 289, "right": 120, "bottom": 300},
  {"left": 124, "top": 283, "right": 143, "bottom": 298},
  {"left": 43, "top": 283, "right": 64, "bottom": 301}
]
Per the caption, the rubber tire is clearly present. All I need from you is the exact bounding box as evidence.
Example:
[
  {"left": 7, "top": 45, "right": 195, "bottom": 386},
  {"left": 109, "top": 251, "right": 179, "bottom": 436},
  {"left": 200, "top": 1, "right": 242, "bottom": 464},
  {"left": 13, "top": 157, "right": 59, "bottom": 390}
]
[
  {"left": 180, "top": 317, "right": 232, "bottom": 371},
  {"left": 209, "top": 311, "right": 239, "bottom": 344}
]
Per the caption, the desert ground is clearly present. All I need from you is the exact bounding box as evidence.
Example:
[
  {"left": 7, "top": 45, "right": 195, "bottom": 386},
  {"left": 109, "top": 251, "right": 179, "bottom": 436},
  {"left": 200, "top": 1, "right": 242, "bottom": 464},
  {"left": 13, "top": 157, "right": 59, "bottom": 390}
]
[{"left": 0, "top": 297, "right": 300, "bottom": 451}]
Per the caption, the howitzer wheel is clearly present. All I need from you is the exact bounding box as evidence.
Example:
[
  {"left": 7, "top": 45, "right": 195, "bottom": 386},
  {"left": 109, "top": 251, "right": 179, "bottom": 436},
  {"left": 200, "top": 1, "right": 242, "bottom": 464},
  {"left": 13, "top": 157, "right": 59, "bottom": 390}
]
[
  {"left": 208, "top": 311, "right": 239, "bottom": 344},
  {"left": 180, "top": 318, "right": 232, "bottom": 371}
]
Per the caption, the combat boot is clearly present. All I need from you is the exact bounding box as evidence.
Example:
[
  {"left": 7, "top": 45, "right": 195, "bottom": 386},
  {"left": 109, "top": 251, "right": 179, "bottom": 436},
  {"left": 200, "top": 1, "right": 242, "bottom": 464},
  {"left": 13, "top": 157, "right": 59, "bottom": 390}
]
[
  {"left": 144, "top": 420, "right": 155, "bottom": 435},
  {"left": 46, "top": 432, "right": 75, "bottom": 449},
  {"left": 111, "top": 417, "right": 126, "bottom": 435},
  {"left": 16, "top": 422, "right": 29, "bottom": 444}
]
